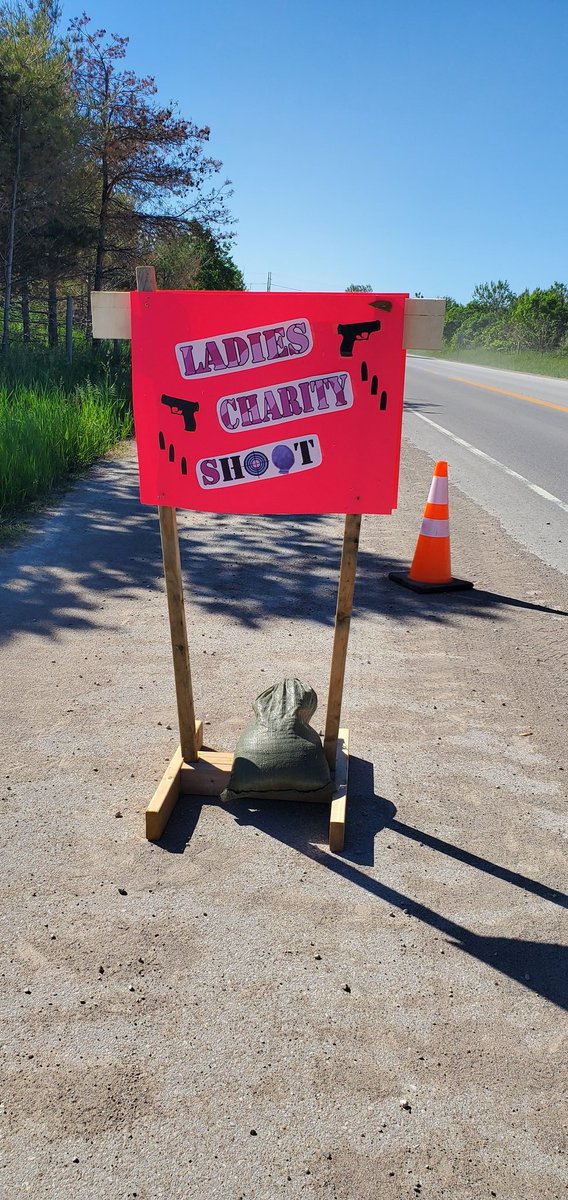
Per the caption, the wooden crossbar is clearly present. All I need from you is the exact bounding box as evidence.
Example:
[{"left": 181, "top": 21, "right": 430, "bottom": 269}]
[{"left": 91, "top": 292, "right": 446, "bottom": 349}]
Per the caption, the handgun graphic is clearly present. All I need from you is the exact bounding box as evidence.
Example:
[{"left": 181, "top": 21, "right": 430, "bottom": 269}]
[
  {"left": 337, "top": 320, "right": 381, "bottom": 357},
  {"left": 161, "top": 394, "right": 200, "bottom": 432}
]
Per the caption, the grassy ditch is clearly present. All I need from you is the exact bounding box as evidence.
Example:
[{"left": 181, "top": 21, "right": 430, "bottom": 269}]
[
  {"left": 416, "top": 346, "right": 568, "bottom": 378},
  {"left": 0, "top": 349, "right": 133, "bottom": 532}
]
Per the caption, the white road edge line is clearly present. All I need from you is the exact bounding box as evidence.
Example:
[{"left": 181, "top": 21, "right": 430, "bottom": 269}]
[{"left": 409, "top": 411, "right": 568, "bottom": 515}]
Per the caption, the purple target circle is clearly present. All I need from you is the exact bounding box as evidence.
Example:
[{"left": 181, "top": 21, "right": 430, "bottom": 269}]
[{"left": 243, "top": 450, "right": 269, "bottom": 477}]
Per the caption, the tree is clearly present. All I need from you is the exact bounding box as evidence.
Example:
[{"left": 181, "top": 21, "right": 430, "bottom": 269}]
[
  {"left": 195, "top": 232, "right": 245, "bottom": 290},
  {"left": 511, "top": 284, "right": 568, "bottom": 351},
  {"left": 68, "top": 15, "right": 233, "bottom": 292},
  {"left": 0, "top": 0, "right": 74, "bottom": 348},
  {"left": 345, "top": 283, "right": 373, "bottom": 292},
  {"left": 153, "top": 224, "right": 245, "bottom": 290},
  {"left": 472, "top": 280, "right": 515, "bottom": 311}
]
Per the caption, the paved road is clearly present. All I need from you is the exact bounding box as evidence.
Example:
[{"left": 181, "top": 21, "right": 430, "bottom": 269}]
[{"left": 404, "top": 357, "right": 568, "bottom": 574}]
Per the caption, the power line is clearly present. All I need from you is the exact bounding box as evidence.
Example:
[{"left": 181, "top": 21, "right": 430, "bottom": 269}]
[{"left": 245, "top": 280, "right": 302, "bottom": 291}]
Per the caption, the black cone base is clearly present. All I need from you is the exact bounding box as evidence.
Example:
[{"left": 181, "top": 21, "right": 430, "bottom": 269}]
[{"left": 388, "top": 571, "right": 474, "bottom": 594}]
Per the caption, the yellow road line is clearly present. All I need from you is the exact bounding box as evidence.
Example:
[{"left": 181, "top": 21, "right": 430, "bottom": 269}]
[{"left": 421, "top": 368, "right": 568, "bottom": 413}]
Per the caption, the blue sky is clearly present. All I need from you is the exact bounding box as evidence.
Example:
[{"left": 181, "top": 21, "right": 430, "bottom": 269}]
[{"left": 60, "top": 0, "right": 567, "bottom": 301}]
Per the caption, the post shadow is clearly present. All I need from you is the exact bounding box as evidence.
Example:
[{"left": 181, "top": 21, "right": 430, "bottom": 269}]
[{"left": 157, "top": 760, "right": 567, "bottom": 1011}]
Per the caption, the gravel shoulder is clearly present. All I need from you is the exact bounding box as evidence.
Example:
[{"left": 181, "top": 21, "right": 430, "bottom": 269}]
[{"left": 1, "top": 438, "right": 566, "bottom": 1200}]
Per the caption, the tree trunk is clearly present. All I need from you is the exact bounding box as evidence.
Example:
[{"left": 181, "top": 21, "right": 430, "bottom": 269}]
[
  {"left": 93, "top": 168, "right": 109, "bottom": 292},
  {"left": 93, "top": 233, "right": 106, "bottom": 293},
  {"left": 66, "top": 296, "right": 73, "bottom": 363},
  {"left": 21, "top": 275, "right": 31, "bottom": 343},
  {"left": 48, "top": 274, "right": 58, "bottom": 347},
  {"left": 2, "top": 99, "right": 23, "bottom": 353},
  {"left": 85, "top": 276, "right": 93, "bottom": 345}
]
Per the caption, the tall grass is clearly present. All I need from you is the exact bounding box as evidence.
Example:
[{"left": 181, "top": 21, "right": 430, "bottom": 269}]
[
  {"left": 0, "top": 348, "right": 133, "bottom": 520},
  {"left": 415, "top": 346, "right": 568, "bottom": 379}
]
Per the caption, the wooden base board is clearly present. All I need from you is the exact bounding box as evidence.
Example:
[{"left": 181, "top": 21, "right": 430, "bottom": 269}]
[
  {"left": 145, "top": 721, "right": 203, "bottom": 840},
  {"left": 181, "top": 751, "right": 233, "bottom": 796},
  {"left": 145, "top": 726, "right": 349, "bottom": 851}
]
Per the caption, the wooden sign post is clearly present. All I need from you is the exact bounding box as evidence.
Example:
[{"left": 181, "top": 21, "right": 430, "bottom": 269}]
[{"left": 92, "top": 276, "right": 444, "bottom": 852}]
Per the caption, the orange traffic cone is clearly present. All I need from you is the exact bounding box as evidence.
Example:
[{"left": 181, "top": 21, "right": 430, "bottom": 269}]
[{"left": 389, "top": 461, "right": 473, "bottom": 593}]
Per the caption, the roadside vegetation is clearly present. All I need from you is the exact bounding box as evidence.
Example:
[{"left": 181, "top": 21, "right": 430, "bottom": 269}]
[
  {"left": 0, "top": 1, "right": 244, "bottom": 534},
  {"left": 0, "top": 346, "right": 132, "bottom": 538},
  {"left": 429, "top": 280, "right": 568, "bottom": 377}
]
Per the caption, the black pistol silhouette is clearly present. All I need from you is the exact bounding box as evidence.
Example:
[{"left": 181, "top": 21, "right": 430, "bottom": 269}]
[
  {"left": 337, "top": 320, "right": 381, "bottom": 357},
  {"left": 161, "top": 394, "right": 200, "bottom": 432}
]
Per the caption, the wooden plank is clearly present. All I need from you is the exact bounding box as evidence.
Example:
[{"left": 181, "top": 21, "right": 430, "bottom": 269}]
[
  {"left": 90, "top": 291, "right": 131, "bottom": 339},
  {"left": 403, "top": 298, "right": 446, "bottom": 350},
  {"left": 158, "top": 506, "right": 198, "bottom": 762},
  {"left": 136, "top": 265, "right": 157, "bottom": 292},
  {"left": 194, "top": 719, "right": 204, "bottom": 752},
  {"left": 91, "top": 291, "right": 445, "bottom": 350},
  {"left": 144, "top": 721, "right": 203, "bottom": 839},
  {"left": 145, "top": 746, "right": 183, "bottom": 840},
  {"left": 329, "top": 728, "right": 349, "bottom": 853},
  {"left": 135, "top": 265, "right": 199, "bottom": 766},
  {"left": 157, "top": 512, "right": 199, "bottom": 761},
  {"left": 324, "top": 514, "right": 361, "bottom": 767},
  {"left": 181, "top": 744, "right": 336, "bottom": 803},
  {"left": 181, "top": 751, "right": 234, "bottom": 796}
]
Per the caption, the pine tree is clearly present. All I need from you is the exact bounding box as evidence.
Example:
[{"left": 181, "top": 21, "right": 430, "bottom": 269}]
[
  {"left": 0, "top": 0, "right": 73, "bottom": 348},
  {"left": 68, "top": 15, "right": 232, "bottom": 292}
]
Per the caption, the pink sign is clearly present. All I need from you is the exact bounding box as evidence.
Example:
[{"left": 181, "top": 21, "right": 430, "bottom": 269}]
[{"left": 130, "top": 290, "right": 408, "bottom": 514}]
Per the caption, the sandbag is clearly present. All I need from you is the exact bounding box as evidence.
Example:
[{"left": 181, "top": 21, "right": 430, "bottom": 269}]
[{"left": 222, "top": 678, "right": 333, "bottom": 802}]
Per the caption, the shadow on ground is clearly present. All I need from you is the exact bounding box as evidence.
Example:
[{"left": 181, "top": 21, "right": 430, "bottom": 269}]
[
  {"left": 1, "top": 456, "right": 566, "bottom": 646},
  {"left": 158, "top": 756, "right": 568, "bottom": 1012}
]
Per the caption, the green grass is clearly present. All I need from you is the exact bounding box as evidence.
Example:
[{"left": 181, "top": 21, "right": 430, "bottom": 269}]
[
  {"left": 414, "top": 345, "right": 568, "bottom": 379},
  {"left": 0, "top": 348, "right": 133, "bottom": 527}
]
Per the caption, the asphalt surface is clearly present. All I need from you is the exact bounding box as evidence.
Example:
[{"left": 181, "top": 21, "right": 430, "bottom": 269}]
[
  {"left": 404, "top": 358, "right": 568, "bottom": 574},
  {"left": 1, "top": 437, "right": 566, "bottom": 1199}
]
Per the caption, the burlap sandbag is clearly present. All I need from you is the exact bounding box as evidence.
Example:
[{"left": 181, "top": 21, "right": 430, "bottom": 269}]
[{"left": 222, "top": 678, "right": 333, "bottom": 802}]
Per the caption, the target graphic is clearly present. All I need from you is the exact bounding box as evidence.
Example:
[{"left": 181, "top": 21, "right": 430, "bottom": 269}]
[{"left": 243, "top": 450, "right": 269, "bottom": 477}]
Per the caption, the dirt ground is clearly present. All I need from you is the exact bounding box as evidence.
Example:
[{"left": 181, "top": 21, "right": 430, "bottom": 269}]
[{"left": 1, "top": 438, "right": 566, "bottom": 1200}]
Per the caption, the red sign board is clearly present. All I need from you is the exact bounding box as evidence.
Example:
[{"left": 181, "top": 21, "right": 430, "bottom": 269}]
[{"left": 130, "top": 290, "right": 408, "bottom": 514}]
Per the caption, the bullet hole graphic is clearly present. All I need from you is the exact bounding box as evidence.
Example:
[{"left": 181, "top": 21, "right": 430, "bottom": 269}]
[
  {"left": 168, "top": 444, "right": 175, "bottom": 463},
  {"left": 181, "top": 457, "right": 187, "bottom": 475},
  {"left": 364, "top": 370, "right": 387, "bottom": 411},
  {"left": 158, "top": 431, "right": 166, "bottom": 450}
]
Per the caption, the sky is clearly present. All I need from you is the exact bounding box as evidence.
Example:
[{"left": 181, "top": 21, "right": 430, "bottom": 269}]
[{"left": 59, "top": 0, "right": 567, "bottom": 301}]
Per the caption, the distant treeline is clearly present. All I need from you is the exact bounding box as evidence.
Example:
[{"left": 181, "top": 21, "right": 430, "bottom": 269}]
[
  {"left": 443, "top": 281, "right": 568, "bottom": 354},
  {"left": 0, "top": 1, "right": 244, "bottom": 351}
]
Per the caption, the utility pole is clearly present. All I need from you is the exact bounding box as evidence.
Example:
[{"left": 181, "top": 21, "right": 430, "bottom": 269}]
[{"left": 266, "top": 271, "right": 272, "bottom": 292}]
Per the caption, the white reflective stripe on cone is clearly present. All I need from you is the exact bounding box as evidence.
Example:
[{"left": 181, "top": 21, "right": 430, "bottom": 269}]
[
  {"left": 420, "top": 517, "right": 450, "bottom": 538},
  {"left": 427, "top": 476, "right": 449, "bottom": 505}
]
